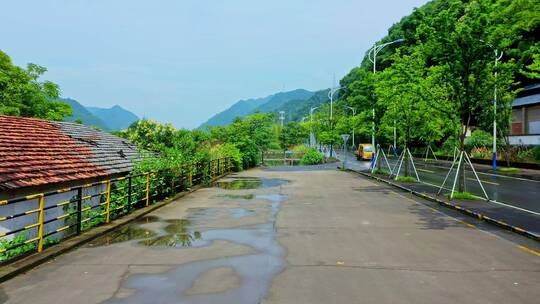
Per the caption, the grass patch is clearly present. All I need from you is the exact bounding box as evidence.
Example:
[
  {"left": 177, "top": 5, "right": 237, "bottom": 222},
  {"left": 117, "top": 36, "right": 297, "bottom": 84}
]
[
  {"left": 395, "top": 176, "right": 417, "bottom": 183},
  {"left": 445, "top": 191, "right": 478, "bottom": 200},
  {"left": 497, "top": 167, "right": 520, "bottom": 173},
  {"left": 372, "top": 169, "right": 389, "bottom": 175}
]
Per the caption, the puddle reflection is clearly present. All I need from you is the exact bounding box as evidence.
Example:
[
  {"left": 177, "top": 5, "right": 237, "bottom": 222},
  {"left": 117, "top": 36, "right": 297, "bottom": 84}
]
[{"left": 215, "top": 177, "right": 288, "bottom": 190}]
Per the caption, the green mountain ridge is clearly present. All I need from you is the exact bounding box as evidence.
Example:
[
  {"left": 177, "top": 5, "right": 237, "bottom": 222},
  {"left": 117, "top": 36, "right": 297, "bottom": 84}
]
[
  {"left": 87, "top": 105, "right": 139, "bottom": 131},
  {"left": 199, "top": 88, "right": 316, "bottom": 128},
  {"left": 60, "top": 98, "right": 138, "bottom": 131}
]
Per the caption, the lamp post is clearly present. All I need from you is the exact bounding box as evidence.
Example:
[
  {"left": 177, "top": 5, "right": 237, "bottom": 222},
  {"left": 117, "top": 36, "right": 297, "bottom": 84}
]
[
  {"left": 327, "top": 87, "right": 343, "bottom": 157},
  {"left": 310, "top": 107, "right": 319, "bottom": 147},
  {"left": 328, "top": 87, "right": 342, "bottom": 121},
  {"left": 481, "top": 40, "right": 503, "bottom": 171},
  {"left": 368, "top": 38, "right": 404, "bottom": 166},
  {"left": 345, "top": 106, "right": 356, "bottom": 150}
]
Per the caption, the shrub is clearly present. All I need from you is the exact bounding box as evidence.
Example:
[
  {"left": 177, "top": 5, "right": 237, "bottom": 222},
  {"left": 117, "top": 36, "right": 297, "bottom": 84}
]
[
  {"left": 441, "top": 137, "right": 459, "bottom": 154},
  {"left": 517, "top": 148, "right": 534, "bottom": 162},
  {"left": 471, "top": 146, "right": 490, "bottom": 159},
  {"left": 300, "top": 148, "right": 324, "bottom": 165},
  {"left": 446, "top": 191, "right": 478, "bottom": 200},
  {"left": 372, "top": 169, "right": 389, "bottom": 175},
  {"left": 292, "top": 145, "right": 309, "bottom": 154},
  {"left": 533, "top": 146, "right": 540, "bottom": 162},
  {"left": 464, "top": 130, "right": 492, "bottom": 151},
  {"left": 498, "top": 167, "right": 520, "bottom": 173},
  {"left": 395, "top": 176, "right": 417, "bottom": 183}
]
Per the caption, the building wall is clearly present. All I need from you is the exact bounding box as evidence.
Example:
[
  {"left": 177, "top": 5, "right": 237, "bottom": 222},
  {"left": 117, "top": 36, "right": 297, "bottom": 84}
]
[{"left": 512, "top": 105, "right": 540, "bottom": 135}]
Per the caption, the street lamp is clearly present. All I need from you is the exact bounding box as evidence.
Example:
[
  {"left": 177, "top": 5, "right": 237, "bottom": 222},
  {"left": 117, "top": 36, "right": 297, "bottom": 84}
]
[
  {"left": 344, "top": 106, "right": 356, "bottom": 150},
  {"left": 327, "top": 87, "right": 343, "bottom": 157},
  {"left": 481, "top": 40, "right": 503, "bottom": 171},
  {"left": 328, "top": 86, "right": 343, "bottom": 121},
  {"left": 368, "top": 38, "right": 404, "bottom": 166}
]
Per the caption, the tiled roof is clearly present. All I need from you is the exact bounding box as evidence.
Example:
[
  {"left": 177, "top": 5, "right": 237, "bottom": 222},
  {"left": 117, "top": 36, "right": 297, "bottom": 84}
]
[{"left": 0, "top": 115, "right": 140, "bottom": 190}]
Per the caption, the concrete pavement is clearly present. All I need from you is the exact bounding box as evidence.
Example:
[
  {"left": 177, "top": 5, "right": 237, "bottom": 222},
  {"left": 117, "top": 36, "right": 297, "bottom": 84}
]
[{"left": 1, "top": 167, "right": 539, "bottom": 304}]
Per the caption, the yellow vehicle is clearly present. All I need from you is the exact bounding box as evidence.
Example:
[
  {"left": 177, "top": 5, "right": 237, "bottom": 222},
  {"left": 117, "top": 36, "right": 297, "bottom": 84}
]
[{"left": 355, "top": 144, "right": 373, "bottom": 160}]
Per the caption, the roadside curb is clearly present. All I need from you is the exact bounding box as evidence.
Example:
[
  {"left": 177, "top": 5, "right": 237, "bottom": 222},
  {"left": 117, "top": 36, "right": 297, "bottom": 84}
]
[
  {"left": 346, "top": 168, "right": 540, "bottom": 242},
  {"left": 0, "top": 174, "right": 229, "bottom": 284}
]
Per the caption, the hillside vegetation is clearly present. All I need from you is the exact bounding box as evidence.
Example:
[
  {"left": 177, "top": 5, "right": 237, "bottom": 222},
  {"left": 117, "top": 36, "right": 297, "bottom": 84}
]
[{"left": 199, "top": 89, "right": 315, "bottom": 128}]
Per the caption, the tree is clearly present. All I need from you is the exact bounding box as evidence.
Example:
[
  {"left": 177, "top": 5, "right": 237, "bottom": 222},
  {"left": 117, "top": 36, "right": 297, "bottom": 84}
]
[
  {"left": 211, "top": 113, "right": 275, "bottom": 168},
  {"left": 278, "top": 122, "right": 308, "bottom": 151},
  {"left": 376, "top": 51, "right": 454, "bottom": 176},
  {"left": 0, "top": 50, "right": 70, "bottom": 120}
]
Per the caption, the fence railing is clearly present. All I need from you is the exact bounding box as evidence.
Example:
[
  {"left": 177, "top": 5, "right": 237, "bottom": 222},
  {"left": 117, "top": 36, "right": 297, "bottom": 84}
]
[
  {"left": 0, "top": 157, "right": 233, "bottom": 263},
  {"left": 262, "top": 151, "right": 304, "bottom": 166}
]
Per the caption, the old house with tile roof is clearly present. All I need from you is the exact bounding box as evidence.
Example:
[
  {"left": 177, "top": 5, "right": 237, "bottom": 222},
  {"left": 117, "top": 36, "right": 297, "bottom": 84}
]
[{"left": 0, "top": 115, "right": 140, "bottom": 238}]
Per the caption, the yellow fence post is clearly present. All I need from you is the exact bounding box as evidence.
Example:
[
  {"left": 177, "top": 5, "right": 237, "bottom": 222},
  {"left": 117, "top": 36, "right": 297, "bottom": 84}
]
[
  {"left": 105, "top": 180, "right": 111, "bottom": 223},
  {"left": 37, "top": 194, "right": 45, "bottom": 253},
  {"left": 145, "top": 173, "right": 150, "bottom": 207}
]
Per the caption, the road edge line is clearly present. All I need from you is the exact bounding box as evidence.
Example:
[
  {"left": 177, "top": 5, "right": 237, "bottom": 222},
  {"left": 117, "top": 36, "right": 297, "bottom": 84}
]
[{"left": 346, "top": 168, "right": 540, "bottom": 243}]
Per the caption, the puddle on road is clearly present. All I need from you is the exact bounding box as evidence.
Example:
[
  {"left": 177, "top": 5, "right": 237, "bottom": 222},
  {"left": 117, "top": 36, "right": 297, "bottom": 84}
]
[
  {"left": 215, "top": 177, "right": 288, "bottom": 190},
  {"left": 87, "top": 216, "right": 161, "bottom": 247},
  {"left": 102, "top": 189, "right": 287, "bottom": 304},
  {"left": 220, "top": 193, "right": 255, "bottom": 200},
  {"left": 139, "top": 219, "right": 205, "bottom": 248}
]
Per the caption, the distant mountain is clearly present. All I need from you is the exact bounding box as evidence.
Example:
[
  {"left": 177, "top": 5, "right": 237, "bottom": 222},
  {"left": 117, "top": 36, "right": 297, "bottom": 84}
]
[
  {"left": 199, "top": 89, "right": 315, "bottom": 128},
  {"left": 61, "top": 98, "right": 110, "bottom": 131},
  {"left": 87, "top": 105, "right": 139, "bottom": 131},
  {"left": 273, "top": 89, "right": 330, "bottom": 122},
  {"left": 199, "top": 96, "right": 272, "bottom": 128},
  {"left": 60, "top": 98, "right": 138, "bottom": 131}
]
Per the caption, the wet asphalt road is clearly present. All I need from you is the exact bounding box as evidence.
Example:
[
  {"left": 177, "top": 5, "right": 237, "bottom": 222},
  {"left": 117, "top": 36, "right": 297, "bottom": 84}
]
[
  {"left": 339, "top": 151, "right": 540, "bottom": 216},
  {"left": 1, "top": 168, "right": 539, "bottom": 304}
]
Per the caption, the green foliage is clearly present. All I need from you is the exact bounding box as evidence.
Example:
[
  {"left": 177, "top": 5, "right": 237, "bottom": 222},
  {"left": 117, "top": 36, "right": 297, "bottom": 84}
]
[
  {"left": 464, "top": 130, "right": 493, "bottom": 151},
  {"left": 372, "top": 169, "right": 389, "bottom": 175},
  {"left": 497, "top": 167, "right": 520, "bottom": 173},
  {"left": 0, "top": 50, "right": 71, "bottom": 120},
  {"left": 533, "top": 146, "right": 540, "bottom": 161},
  {"left": 0, "top": 234, "right": 59, "bottom": 262},
  {"left": 209, "top": 143, "right": 243, "bottom": 171},
  {"left": 395, "top": 176, "right": 417, "bottom": 183},
  {"left": 210, "top": 113, "right": 275, "bottom": 168},
  {"left": 517, "top": 148, "right": 534, "bottom": 162},
  {"left": 336, "top": 0, "right": 538, "bottom": 158},
  {"left": 471, "top": 146, "right": 491, "bottom": 159},
  {"left": 446, "top": 192, "right": 478, "bottom": 200},
  {"left": 300, "top": 148, "right": 324, "bottom": 165},
  {"left": 279, "top": 122, "right": 308, "bottom": 150}
]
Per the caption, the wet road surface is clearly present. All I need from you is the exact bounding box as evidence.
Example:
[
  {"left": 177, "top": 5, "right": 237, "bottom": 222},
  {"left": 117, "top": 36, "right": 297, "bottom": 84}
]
[
  {"left": 340, "top": 152, "right": 540, "bottom": 215},
  {"left": 1, "top": 168, "right": 539, "bottom": 304}
]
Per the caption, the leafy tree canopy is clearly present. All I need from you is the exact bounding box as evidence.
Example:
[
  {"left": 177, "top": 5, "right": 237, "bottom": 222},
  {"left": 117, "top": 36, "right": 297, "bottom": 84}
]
[{"left": 0, "top": 50, "right": 70, "bottom": 120}]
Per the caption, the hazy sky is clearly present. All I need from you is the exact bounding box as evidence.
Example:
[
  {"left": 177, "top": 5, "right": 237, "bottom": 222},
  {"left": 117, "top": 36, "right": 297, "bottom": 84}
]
[{"left": 0, "top": 0, "right": 428, "bottom": 129}]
